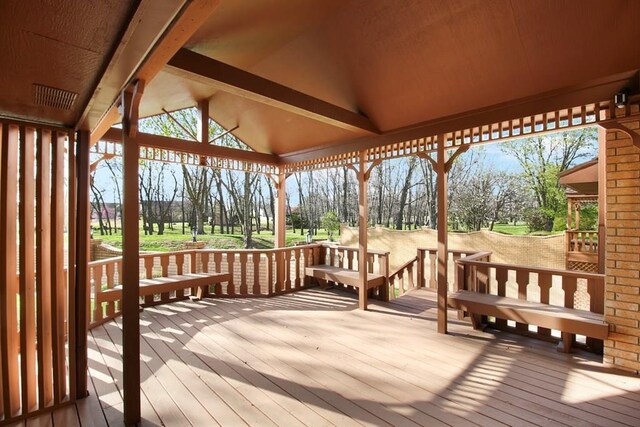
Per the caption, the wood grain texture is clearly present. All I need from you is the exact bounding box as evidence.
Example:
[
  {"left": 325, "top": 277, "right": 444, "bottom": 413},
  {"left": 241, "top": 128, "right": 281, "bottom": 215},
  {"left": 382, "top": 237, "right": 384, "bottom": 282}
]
[
  {"left": 1, "top": 123, "right": 21, "bottom": 418},
  {"left": 35, "top": 129, "right": 54, "bottom": 408},
  {"left": 69, "top": 288, "right": 640, "bottom": 427},
  {"left": 50, "top": 132, "right": 67, "bottom": 404},
  {"left": 19, "top": 125, "right": 37, "bottom": 412},
  {"left": 121, "top": 88, "right": 141, "bottom": 425},
  {"left": 74, "top": 130, "right": 91, "bottom": 399}
]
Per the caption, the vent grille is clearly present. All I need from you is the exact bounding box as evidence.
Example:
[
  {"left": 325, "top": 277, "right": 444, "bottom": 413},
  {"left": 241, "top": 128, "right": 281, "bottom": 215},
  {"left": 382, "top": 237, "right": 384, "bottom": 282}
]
[{"left": 32, "top": 84, "right": 78, "bottom": 110}]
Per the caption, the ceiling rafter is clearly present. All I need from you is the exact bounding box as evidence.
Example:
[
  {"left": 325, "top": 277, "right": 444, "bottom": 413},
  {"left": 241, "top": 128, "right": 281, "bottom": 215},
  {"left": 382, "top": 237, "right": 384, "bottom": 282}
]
[
  {"left": 166, "top": 48, "right": 379, "bottom": 135},
  {"left": 87, "top": 0, "right": 221, "bottom": 145}
]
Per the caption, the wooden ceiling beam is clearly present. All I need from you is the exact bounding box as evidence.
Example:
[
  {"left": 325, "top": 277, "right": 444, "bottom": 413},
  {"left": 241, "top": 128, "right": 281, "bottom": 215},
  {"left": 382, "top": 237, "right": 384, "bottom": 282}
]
[
  {"left": 86, "top": 0, "right": 220, "bottom": 145},
  {"left": 102, "top": 127, "right": 280, "bottom": 165},
  {"left": 280, "top": 70, "right": 638, "bottom": 164},
  {"left": 167, "top": 48, "right": 379, "bottom": 134}
]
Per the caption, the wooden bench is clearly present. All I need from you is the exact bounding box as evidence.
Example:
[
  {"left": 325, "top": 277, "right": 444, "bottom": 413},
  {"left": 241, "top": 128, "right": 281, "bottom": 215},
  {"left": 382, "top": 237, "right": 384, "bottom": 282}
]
[
  {"left": 305, "top": 265, "right": 386, "bottom": 290},
  {"left": 448, "top": 290, "right": 608, "bottom": 353},
  {"left": 96, "top": 272, "right": 231, "bottom": 305}
]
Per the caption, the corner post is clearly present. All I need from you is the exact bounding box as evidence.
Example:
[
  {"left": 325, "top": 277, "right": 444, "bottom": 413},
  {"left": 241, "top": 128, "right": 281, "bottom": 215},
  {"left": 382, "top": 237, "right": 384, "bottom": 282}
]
[
  {"left": 121, "top": 80, "right": 144, "bottom": 426},
  {"left": 74, "top": 130, "right": 90, "bottom": 398},
  {"left": 357, "top": 152, "right": 369, "bottom": 310},
  {"left": 274, "top": 169, "right": 287, "bottom": 248},
  {"left": 436, "top": 135, "right": 448, "bottom": 334},
  {"left": 597, "top": 127, "right": 606, "bottom": 274}
]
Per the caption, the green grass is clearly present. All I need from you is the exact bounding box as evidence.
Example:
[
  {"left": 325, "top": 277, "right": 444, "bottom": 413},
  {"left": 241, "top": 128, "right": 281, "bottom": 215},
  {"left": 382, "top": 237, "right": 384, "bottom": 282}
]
[
  {"left": 489, "top": 223, "right": 560, "bottom": 236},
  {"left": 490, "top": 223, "right": 530, "bottom": 235},
  {"left": 93, "top": 222, "right": 331, "bottom": 251}
]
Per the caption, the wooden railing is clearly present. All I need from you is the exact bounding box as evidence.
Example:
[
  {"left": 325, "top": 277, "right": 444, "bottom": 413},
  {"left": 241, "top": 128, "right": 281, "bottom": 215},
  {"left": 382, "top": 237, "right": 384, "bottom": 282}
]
[
  {"left": 566, "top": 230, "right": 599, "bottom": 267},
  {"left": 318, "top": 244, "right": 390, "bottom": 300},
  {"left": 388, "top": 256, "right": 417, "bottom": 299},
  {"left": 456, "top": 256, "right": 605, "bottom": 345},
  {"left": 417, "top": 248, "right": 490, "bottom": 291},
  {"left": 566, "top": 230, "right": 599, "bottom": 253},
  {"left": 88, "top": 245, "right": 322, "bottom": 329}
]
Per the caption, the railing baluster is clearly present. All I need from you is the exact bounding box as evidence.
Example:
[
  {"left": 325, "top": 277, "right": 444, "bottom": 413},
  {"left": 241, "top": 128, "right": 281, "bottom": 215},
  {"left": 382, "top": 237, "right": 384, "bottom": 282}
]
[
  {"left": 227, "top": 252, "right": 235, "bottom": 296},
  {"left": 266, "top": 251, "right": 274, "bottom": 295},
  {"left": 537, "top": 272, "right": 552, "bottom": 337},
  {"left": 515, "top": 269, "right": 529, "bottom": 333},
  {"left": 239, "top": 252, "right": 248, "bottom": 295},
  {"left": 495, "top": 267, "right": 508, "bottom": 329},
  {"left": 144, "top": 257, "right": 154, "bottom": 305},
  {"left": 294, "top": 248, "right": 301, "bottom": 289},
  {"left": 253, "top": 253, "right": 261, "bottom": 295},
  {"left": 160, "top": 255, "right": 170, "bottom": 303},
  {"left": 213, "top": 252, "right": 223, "bottom": 296},
  {"left": 105, "top": 263, "right": 115, "bottom": 317}
]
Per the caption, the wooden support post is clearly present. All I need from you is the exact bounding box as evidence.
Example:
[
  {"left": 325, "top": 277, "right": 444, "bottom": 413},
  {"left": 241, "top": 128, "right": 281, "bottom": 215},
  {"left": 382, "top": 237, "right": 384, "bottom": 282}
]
[
  {"left": 75, "top": 130, "right": 90, "bottom": 398},
  {"left": 198, "top": 99, "right": 210, "bottom": 143},
  {"left": 357, "top": 152, "right": 369, "bottom": 310},
  {"left": 436, "top": 134, "right": 448, "bottom": 334},
  {"left": 197, "top": 99, "right": 209, "bottom": 166},
  {"left": 121, "top": 80, "right": 144, "bottom": 426},
  {"left": 597, "top": 127, "right": 606, "bottom": 274},
  {"left": 274, "top": 170, "right": 287, "bottom": 248}
]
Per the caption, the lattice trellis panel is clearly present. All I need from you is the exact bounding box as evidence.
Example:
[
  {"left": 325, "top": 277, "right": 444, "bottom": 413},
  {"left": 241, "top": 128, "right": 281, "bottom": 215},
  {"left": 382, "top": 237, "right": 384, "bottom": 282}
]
[
  {"left": 567, "top": 261, "right": 599, "bottom": 273},
  {"left": 91, "top": 139, "right": 277, "bottom": 174}
]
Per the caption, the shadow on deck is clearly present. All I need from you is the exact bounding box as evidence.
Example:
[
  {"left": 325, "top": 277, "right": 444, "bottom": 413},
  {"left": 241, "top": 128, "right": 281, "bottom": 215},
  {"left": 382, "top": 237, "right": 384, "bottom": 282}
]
[{"left": 24, "top": 288, "right": 640, "bottom": 426}]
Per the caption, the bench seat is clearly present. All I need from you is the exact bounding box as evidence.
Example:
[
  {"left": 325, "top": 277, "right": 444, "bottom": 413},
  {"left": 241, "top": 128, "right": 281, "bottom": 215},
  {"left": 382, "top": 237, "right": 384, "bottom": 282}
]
[
  {"left": 448, "top": 290, "right": 608, "bottom": 349},
  {"left": 305, "top": 265, "right": 385, "bottom": 289},
  {"left": 96, "top": 272, "right": 231, "bottom": 303}
]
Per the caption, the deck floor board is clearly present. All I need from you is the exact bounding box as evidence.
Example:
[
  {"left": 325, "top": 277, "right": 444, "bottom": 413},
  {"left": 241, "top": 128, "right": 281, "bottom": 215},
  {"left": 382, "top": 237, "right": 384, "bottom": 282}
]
[{"left": 33, "top": 288, "right": 640, "bottom": 427}]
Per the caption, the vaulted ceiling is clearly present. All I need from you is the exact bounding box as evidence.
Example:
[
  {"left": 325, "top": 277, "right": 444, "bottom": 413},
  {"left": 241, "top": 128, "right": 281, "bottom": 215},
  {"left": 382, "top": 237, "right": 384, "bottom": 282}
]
[{"left": 2, "top": 0, "right": 640, "bottom": 160}]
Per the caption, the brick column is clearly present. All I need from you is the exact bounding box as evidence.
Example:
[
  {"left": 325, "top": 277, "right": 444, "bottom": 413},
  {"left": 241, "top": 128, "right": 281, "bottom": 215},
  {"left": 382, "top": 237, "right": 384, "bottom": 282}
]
[{"left": 604, "top": 121, "right": 640, "bottom": 374}]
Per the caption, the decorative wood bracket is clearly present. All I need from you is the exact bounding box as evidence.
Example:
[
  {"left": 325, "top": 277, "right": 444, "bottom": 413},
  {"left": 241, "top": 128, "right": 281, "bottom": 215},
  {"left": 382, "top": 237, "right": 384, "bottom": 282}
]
[
  {"left": 444, "top": 144, "right": 470, "bottom": 173},
  {"left": 416, "top": 151, "right": 436, "bottom": 169},
  {"left": 600, "top": 121, "right": 640, "bottom": 149},
  {"left": 348, "top": 156, "right": 381, "bottom": 182},
  {"left": 416, "top": 144, "right": 469, "bottom": 174},
  {"left": 121, "top": 80, "right": 145, "bottom": 138},
  {"left": 90, "top": 153, "right": 115, "bottom": 173}
]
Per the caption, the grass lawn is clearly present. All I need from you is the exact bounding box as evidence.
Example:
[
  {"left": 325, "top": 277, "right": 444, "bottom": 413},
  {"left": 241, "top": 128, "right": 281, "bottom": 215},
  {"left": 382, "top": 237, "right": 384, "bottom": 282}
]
[
  {"left": 489, "top": 223, "right": 560, "bottom": 236},
  {"left": 93, "top": 222, "right": 332, "bottom": 251},
  {"left": 490, "top": 223, "right": 530, "bottom": 235}
]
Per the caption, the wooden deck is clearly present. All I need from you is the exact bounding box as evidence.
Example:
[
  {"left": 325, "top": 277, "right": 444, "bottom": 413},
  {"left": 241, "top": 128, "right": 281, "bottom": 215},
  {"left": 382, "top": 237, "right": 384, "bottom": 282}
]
[{"left": 16, "top": 288, "right": 640, "bottom": 427}]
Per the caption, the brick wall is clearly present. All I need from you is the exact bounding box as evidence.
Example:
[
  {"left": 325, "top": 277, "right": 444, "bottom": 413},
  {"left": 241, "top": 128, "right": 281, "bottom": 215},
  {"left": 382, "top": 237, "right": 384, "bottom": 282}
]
[{"left": 604, "top": 122, "right": 640, "bottom": 374}]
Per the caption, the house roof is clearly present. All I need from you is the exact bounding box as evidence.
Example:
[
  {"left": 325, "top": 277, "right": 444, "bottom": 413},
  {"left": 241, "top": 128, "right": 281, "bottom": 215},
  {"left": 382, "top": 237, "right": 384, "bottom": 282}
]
[
  {"left": 559, "top": 158, "right": 599, "bottom": 195},
  {"left": 2, "top": 1, "right": 640, "bottom": 162}
]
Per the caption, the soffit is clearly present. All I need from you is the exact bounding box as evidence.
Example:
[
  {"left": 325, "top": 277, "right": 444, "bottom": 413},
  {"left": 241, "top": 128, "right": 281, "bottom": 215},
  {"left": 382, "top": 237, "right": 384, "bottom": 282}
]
[{"left": 0, "top": 0, "right": 138, "bottom": 127}]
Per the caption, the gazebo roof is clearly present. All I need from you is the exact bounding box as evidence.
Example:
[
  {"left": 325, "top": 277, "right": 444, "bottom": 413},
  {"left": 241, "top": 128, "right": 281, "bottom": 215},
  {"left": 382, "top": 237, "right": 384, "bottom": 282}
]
[{"left": 2, "top": 1, "right": 640, "bottom": 162}]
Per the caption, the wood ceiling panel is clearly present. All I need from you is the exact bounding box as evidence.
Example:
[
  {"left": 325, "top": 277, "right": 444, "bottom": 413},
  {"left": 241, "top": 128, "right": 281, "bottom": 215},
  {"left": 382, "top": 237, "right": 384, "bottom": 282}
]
[
  {"left": 0, "top": 0, "right": 137, "bottom": 126},
  {"left": 137, "top": 0, "right": 640, "bottom": 157}
]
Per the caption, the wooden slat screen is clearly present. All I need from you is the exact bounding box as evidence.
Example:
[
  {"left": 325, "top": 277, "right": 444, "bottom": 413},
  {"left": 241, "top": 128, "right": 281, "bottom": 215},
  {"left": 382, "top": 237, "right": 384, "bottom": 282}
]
[{"left": 0, "top": 121, "right": 75, "bottom": 424}]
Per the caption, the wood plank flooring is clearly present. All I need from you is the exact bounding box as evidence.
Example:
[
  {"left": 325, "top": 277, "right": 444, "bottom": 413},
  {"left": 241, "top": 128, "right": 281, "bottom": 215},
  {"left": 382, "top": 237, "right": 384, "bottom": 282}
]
[{"left": 19, "top": 288, "right": 640, "bottom": 426}]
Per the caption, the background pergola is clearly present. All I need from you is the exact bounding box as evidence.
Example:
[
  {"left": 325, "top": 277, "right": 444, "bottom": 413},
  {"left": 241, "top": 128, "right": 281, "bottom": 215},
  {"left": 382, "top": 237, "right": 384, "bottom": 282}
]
[{"left": 3, "top": 0, "right": 640, "bottom": 425}]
